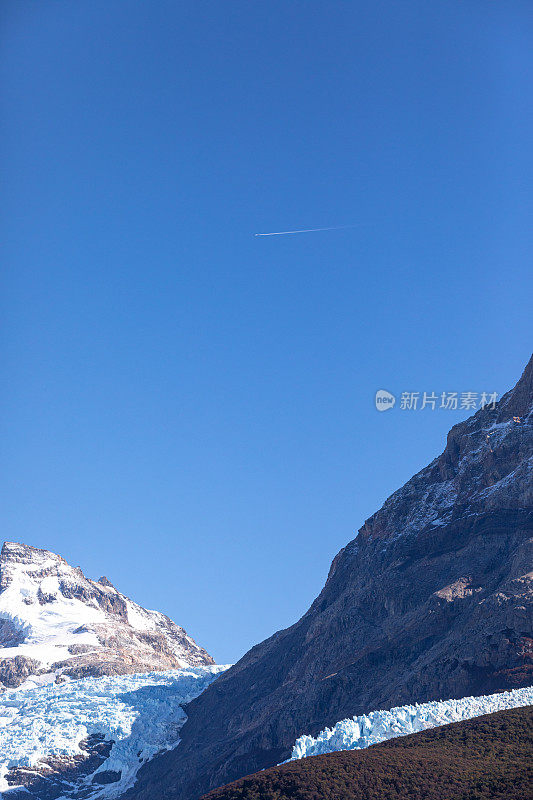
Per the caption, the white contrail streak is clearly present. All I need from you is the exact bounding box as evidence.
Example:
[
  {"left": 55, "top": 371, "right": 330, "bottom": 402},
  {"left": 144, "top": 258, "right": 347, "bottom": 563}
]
[{"left": 254, "top": 224, "right": 358, "bottom": 237}]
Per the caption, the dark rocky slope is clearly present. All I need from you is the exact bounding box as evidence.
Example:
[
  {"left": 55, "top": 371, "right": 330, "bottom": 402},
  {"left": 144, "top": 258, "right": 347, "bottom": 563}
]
[
  {"left": 202, "top": 706, "right": 533, "bottom": 800},
  {"left": 125, "top": 355, "right": 533, "bottom": 800}
]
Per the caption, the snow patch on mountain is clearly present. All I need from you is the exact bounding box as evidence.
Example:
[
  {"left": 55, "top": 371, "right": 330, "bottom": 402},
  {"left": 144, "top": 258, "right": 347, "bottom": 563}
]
[
  {"left": 289, "top": 686, "right": 533, "bottom": 760},
  {"left": 0, "top": 665, "right": 227, "bottom": 798},
  {"left": 0, "top": 542, "right": 213, "bottom": 686}
]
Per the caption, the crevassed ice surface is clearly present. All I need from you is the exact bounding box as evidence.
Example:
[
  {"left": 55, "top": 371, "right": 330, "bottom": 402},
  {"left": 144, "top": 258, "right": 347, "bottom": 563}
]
[
  {"left": 290, "top": 686, "right": 533, "bottom": 760},
  {"left": 0, "top": 665, "right": 227, "bottom": 798}
]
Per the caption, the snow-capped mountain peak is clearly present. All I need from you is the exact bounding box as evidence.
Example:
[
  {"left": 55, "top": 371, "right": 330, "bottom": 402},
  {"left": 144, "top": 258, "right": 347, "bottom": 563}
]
[{"left": 0, "top": 541, "right": 213, "bottom": 689}]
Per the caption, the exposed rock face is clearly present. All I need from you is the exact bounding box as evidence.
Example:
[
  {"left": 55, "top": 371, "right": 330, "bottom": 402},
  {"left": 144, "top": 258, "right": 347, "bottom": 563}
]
[
  {"left": 0, "top": 654, "right": 41, "bottom": 688},
  {"left": 125, "top": 355, "right": 533, "bottom": 800},
  {"left": 3, "top": 734, "right": 114, "bottom": 800},
  {"left": 0, "top": 542, "right": 214, "bottom": 687}
]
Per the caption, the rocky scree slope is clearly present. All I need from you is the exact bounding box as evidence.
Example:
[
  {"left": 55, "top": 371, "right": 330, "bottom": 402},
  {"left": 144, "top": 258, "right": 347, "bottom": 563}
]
[
  {"left": 0, "top": 542, "right": 213, "bottom": 688},
  {"left": 124, "top": 354, "right": 533, "bottom": 800}
]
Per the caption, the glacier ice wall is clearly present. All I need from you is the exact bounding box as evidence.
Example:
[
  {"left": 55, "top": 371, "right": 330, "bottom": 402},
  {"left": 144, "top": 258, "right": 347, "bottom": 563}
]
[
  {"left": 290, "top": 686, "right": 533, "bottom": 760},
  {"left": 0, "top": 665, "right": 227, "bottom": 798}
]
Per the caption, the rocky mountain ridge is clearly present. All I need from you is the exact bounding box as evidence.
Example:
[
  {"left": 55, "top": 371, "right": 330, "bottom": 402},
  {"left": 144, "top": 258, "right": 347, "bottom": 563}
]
[
  {"left": 124, "top": 354, "right": 533, "bottom": 800},
  {"left": 0, "top": 541, "right": 213, "bottom": 688}
]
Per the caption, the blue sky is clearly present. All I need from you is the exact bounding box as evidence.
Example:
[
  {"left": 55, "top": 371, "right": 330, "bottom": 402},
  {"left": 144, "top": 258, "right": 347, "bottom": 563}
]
[{"left": 1, "top": 1, "right": 532, "bottom": 663}]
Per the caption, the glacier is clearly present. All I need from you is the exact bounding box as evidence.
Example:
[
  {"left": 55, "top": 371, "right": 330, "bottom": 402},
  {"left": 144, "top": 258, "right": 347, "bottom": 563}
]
[
  {"left": 0, "top": 664, "right": 227, "bottom": 798},
  {"left": 289, "top": 685, "right": 533, "bottom": 761},
  {"left": 1, "top": 669, "right": 531, "bottom": 800}
]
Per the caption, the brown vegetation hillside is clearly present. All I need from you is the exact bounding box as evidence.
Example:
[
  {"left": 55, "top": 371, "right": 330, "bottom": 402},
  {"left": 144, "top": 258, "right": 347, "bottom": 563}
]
[{"left": 202, "top": 706, "right": 533, "bottom": 800}]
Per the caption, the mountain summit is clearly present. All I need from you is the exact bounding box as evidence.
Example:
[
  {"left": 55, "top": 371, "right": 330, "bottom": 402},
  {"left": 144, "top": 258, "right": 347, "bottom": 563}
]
[
  {"left": 0, "top": 542, "right": 213, "bottom": 688},
  {"left": 125, "top": 355, "right": 533, "bottom": 800}
]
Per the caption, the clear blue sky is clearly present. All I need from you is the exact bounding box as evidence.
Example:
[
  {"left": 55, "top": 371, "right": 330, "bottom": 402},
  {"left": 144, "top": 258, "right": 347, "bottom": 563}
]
[{"left": 1, "top": 1, "right": 532, "bottom": 664}]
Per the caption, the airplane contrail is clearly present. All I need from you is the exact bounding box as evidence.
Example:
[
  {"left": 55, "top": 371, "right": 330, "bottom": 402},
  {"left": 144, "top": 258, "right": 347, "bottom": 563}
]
[{"left": 254, "top": 224, "right": 359, "bottom": 237}]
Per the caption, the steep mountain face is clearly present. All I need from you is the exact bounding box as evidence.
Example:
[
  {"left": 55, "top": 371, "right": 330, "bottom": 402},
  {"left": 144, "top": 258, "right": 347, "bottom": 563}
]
[
  {"left": 125, "top": 355, "right": 533, "bottom": 800},
  {"left": 0, "top": 542, "right": 213, "bottom": 688}
]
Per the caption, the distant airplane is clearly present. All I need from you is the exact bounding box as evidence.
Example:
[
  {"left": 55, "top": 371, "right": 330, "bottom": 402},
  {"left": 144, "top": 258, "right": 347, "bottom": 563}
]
[{"left": 254, "top": 224, "right": 359, "bottom": 237}]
